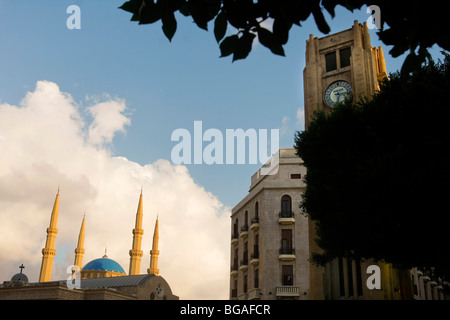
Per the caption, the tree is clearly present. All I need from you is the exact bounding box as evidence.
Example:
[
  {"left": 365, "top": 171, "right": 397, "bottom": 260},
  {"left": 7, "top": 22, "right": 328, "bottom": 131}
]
[
  {"left": 294, "top": 53, "right": 450, "bottom": 277},
  {"left": 119, "top": 0, "right": 449, "bottom": 74}
]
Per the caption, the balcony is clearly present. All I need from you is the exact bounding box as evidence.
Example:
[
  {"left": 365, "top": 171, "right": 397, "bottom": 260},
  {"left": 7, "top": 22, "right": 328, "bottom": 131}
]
[
  {"left": 248, "top": 288, "right": 262, "bottom": 300},
  {"left": 239, "top": 256, "right": 249, "bottom": 271},
  {"left": 276, "top": 286, "right": 300, "bottom": 299},
  {"left": 240, "top": 225, "right": 249, "bottom": 238},
  {"left": 250, "top": 251, "right": 259, "bottom": 266},
  {"left": 238, "top": 293, "right": 249, "bottom": 300},
  {"left": 231, "top": 232, "right": 239, "bottom": 245},
  {"left": 250, "top": 217, "right": 259, "bottom": 231},
  {"left": 279, "top": 248, "right": 295, "bottom": 261},
  {"left": 230, "top": 260, "right": 238, "bottom": 276},
  {"left": 279, "top": 211, "right": 295, "bottom": 225}
]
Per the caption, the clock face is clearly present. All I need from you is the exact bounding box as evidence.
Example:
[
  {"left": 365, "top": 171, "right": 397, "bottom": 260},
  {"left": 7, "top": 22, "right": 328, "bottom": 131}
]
[{"left": 324, "top": 80, "right": 353, "bottom": 107}]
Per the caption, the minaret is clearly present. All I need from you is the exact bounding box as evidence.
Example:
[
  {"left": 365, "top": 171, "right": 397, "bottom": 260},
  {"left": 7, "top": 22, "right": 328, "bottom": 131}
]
[
  {"left": 74, "top": 214, "right": 86, "bottom": 270},
  {"left": 129, "top": 190, "right": 144, "bottom": 275},
  {"left": 148, "top": 216, "right": 159, "bottom": 275},
  {"left": 39, "top": 188, "right": 60, "bottom": 282}
]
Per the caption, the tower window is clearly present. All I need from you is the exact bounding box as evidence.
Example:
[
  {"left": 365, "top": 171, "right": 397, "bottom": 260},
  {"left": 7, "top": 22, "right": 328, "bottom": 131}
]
[
  {"left": 281, "top": 195, "right": 292, "bottom": 216},
  {"left": 340, "top": 47, "right": 351, "bottom": 68},
  {"left": 325, "top": 51, "right": 337, "bottom": 72}
]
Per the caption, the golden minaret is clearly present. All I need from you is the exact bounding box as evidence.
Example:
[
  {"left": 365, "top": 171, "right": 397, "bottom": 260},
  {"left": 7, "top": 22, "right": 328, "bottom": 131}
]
[
  {"left": 148, "top": 216, "right": 159, "bottom": 275},
  {"left": 74, "top": 214, "right": 86, "bottom": 270},
  {"left": 39, "top": 188, "right": 60, "bottom": 282},
  {"left": 129, "top": 189, "right": 144, "bottom": 275}
]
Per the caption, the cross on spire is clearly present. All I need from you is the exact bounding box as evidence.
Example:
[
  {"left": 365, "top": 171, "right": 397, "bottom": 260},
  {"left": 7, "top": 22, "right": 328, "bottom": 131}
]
[{"left": 19, "top": 264, "right": 25, "bottom": 274}]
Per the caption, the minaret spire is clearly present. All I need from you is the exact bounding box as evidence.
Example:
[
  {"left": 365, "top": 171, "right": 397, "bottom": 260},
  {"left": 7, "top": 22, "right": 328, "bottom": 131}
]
[
  {"left": 39, "top": 188, "right": 60, "bottom": 282},
  {"left": 74, "top": 213, "right": 86, "bottom": 270},
  {"left": 148, "top": 216, "right": 160, "bottom": 275},
  {"left": 129, "top": 191, "right": 144, "bottom": 275}
]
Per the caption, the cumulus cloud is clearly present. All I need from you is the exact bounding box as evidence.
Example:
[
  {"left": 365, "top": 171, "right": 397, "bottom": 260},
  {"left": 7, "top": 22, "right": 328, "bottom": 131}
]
[
  {"left": 87, "top": 99, "right": 131, "bottom": 145},
  {"left": 0, "top": 81, "right": 230, "bottom": 299}
]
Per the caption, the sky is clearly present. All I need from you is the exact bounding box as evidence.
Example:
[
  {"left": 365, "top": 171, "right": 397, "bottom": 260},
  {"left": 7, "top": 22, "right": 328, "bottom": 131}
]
[{"left": 0, "top": 1, "right": 446, "bottom": 300}]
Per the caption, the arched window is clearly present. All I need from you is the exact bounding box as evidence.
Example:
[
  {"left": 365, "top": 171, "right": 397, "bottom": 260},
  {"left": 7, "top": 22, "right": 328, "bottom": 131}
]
[
  {"left": 233, "top": 218, "right": 239, "bottom": 238},
  {"left": 281, "top": 195, "right": 292, "bottom": 217}
]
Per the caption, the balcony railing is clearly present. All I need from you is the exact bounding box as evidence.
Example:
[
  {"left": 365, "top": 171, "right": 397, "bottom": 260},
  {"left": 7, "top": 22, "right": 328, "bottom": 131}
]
[
  {"left": 240, "top": 225, "right": 249, "bottom": 238},
  {"left": 279, "top": 211, "right": 295, "bottom": 224},
  {"left": 250, "top": 217, "right": 260, "bottom": 230},
  {"left": 276, "top": 286, "right": 300, "bottom": 298},
  {"left": 240, "top": 256, "right": 249, "bottom": 270},
  {"left": 279, "top": 248, "right": 295, "bottom": 261},
  {"left": 279, "top": 211, "right": 294, "bottom": 218},
  {"left": 231, "top": 232, "right": 239, "bottom": 244},
  {"left": 279, "top": 248, "right": 295, "bottom": 255}
]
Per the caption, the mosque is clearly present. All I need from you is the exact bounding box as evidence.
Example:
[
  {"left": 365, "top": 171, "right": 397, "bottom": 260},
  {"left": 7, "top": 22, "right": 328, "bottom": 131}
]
[{"left": 0, "top": 189, "right": 179, "bottom": 300}]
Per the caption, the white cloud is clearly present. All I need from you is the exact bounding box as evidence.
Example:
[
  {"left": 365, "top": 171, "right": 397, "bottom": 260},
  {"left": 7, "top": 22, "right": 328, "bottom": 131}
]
[
  {"left": 88, "top": 99, "right": 131, "bottom": 145},
  {"left": 0, "top": 81, "right": 230, "bottom": 299}
]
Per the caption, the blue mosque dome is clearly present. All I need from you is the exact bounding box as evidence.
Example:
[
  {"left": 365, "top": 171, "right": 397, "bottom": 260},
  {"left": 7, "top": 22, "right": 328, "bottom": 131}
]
[{"left": 82, "top": 257, "right": 126, "bottom": 274}]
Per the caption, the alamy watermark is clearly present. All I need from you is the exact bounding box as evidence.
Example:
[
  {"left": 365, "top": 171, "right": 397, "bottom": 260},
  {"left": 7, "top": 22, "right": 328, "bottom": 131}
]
[
  {"left": 66, "top": 5, "right": 81, "bottom": 30},
  {"left": 170, "top": 121, "right": 280, "bottom": 175},
  {"left": 367, "top": 5, "right": 381, "bottom": 30}
]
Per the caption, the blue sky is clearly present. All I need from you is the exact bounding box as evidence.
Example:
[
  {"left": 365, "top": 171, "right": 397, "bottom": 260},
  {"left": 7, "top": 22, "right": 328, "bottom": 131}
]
[{"left": 0, "top": 1, "right": 445, "bottom": 208}]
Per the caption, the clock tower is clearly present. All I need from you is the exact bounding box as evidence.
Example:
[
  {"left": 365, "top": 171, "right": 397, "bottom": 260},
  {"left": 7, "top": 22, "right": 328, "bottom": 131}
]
[
  {"left": 303, "top": 20, "right": 387, "bottom": 128},
  {"left": 303, "top": 21, "right": 390, "bottom": 300}
]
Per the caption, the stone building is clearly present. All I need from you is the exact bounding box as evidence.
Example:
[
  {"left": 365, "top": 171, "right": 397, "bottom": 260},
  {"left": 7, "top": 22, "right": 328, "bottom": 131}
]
[{"left": 230, "top": 148, "right": 309, "bottom": 300}]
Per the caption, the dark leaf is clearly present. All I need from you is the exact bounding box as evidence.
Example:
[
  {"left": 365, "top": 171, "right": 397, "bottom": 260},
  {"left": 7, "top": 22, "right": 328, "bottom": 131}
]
[
  {"left": 214, "top": 10, "right": 227, "bottom": 43},
  {"left": 257, "top": 27, "right": 285, "bottom": 56},
  {"left": 219, "top": 35, "right": 238, "bottom": 57},
  {"left": 272, "top": 18, "right": 292, "bottom": 45},
  {"left": 232, "top": 32, "right": 255, "bottom": 62},
  {"left": 312, "top": 5, "right": 330, "bottom": 34},
  {"left": 119, "top": 0, "right": 143, "bottom": 13},
  {"left": 179, "top": 0, "right": 190, "bottom": 16},
  {"left": 138, "top": 1, "right": 161, "bottom": 24},
  {"left": 162, "top": 11, "right": 177, "bottom": 41}
]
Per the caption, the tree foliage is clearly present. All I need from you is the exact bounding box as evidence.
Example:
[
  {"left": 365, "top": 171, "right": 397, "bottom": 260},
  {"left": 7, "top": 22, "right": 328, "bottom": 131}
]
[
  {"left": 294, "top": 54, "right": 450, "bottom": 276},
  {"left": 119, "top": 0, "right": 450, "bottom": 72}
]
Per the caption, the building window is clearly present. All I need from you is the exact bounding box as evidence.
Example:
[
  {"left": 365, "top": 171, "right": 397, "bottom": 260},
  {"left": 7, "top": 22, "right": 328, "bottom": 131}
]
[
  {"left": 244, "top": 210, "right": 248, "bottom": 227},
  {"left": 290, "top": 173, "right": 301, "bottom": 179},
  {"left": 254, "top": 269, "right": 259, "bottom": 288},
  {"left": 243, "top": 241, "right": 248, "bottom": 265},
  {"left": 281, "top": 195, "right": 292, "bottom": 217},
  {"left": 233, "top": 219, "right": 239, "bottom": 239},
  {"left": 232, "top": 280, "right": 237, "bottom": 298},
  {"left": 325, "top": 51, "right": 337, "bottom": 72},
  {"left": 340, "top": 47, "right": 351, "bottom": 68},
  {"left": 280, "top": 229, "right": 293, "bottom": 254},
  {"left": 253, "top": 234, "right": 259, "bottom": 259},
  {"left": 243, "top": 274, "right": 248, "bottom": 293},
  {"left": 282, "top": 265, "right": 294, "bottom": 285}
]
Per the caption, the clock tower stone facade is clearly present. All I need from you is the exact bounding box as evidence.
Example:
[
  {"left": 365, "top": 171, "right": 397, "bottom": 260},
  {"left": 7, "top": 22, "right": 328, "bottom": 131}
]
[
  {"left": 303, "top": 20, "right": 387, "bottom": 128},
  {"left": 302, "top": 21, "right": 414, "bottom": 300}
]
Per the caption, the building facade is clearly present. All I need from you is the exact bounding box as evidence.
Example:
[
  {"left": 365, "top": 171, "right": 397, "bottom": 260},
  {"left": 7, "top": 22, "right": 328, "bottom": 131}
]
[{"left": 230, "top": 148, "right": 309, "bottom": 300}]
